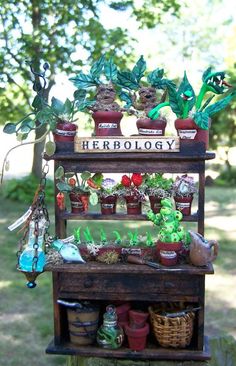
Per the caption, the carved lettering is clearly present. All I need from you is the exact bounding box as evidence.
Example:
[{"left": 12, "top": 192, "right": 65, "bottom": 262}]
[{"left": 92, "top": 140, "right": 99, "bottom": 149}]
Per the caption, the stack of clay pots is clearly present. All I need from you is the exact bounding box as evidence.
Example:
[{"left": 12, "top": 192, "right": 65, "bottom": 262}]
[{"left": 124, "top": 309, "right": 150, "bottom": 351}]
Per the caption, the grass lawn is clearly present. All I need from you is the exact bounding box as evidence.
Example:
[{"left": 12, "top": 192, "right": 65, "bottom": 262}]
[{"left": 0, "top": 187, "right": 236, "bottom": 366}]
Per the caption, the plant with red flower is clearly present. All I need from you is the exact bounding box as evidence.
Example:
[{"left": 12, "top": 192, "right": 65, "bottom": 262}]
[
  {"left": 121, "top": 175, "right": 131, "bottom": 187},
  {"left": 131, "top": 173, "right": 143, "bottom": 187}
]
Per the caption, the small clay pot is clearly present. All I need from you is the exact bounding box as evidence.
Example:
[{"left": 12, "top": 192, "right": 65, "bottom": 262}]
[
  {"left": 100, "top": 195, "right": 117, "bottom": 215},
  {"left": 175, "top": 118, "right": 209, "bottom": 149},
  {"left": 156, "top": 241, "right": 183, "bottom": 266},
  {"left": 69, "top": 192, "right": 89, "bottom": 213},
  {"left": 124, "top": 195, "right": 142, "bottom": 215},
  {"left": 53, "top": 121, "right": 77, "bottom": 143},
  {"left": 174, "top": 195, "right": 193, "bottom": 216},
  {"left": 148, "top": 195, "right": 162, "bottom": 214},
  {"left": 125, "top": 322, "right": 149, "bottom": 351},
  {"left": 115, "top": 302, "right": 131, "bottom": 323},
  {"left": 136, "top": 117, "right": 167, "bottom": 136},
  {"left": 128, "top": 309, "right": 149, "bottom": 329},
  {"left": 92, "top": 111, "right": 123, "bottom": 136}
]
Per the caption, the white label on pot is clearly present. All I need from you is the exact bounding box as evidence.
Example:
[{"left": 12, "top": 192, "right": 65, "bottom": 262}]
[
  {"left": 127, "top": 202, "right": 139, "bottom": 208},
  {"left": 121, "top": 248, "right": 142, "bottom": 255},
  {"left": 101, "top": 203, "right": 114, "bottom": 209},
  {"left": 160, "top": 250, "right": 177, "bottom": 258},
  {"left": 138, "top": 128, "right": 162, "bottom": 135},
  {"left": 178, "top": 129, "right": 197, "bottom": 139},
  {"left": 8, "top": 207, "right": 32, "bottom": 231},
  {"left": 71, "top": 201, "right": 83, "bottom": 208},
  {"left": 55, "top": 129, "right": 76, "bottom": 137},
  {"left": 98, "top": 123, "right": 117, "bottom": 129},
  {"left": 176, "top": 202, "right": 191, "bottom": 209}
]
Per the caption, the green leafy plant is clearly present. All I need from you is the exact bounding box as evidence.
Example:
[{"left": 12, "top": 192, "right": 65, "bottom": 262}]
[
  {"left": 69, "top": 54, "right": 122, "bottom": 112},
  {"left": 117, "top": 55, "right": 175, "bottom": 115},
  {"left": 144, "top": 173, "right": 173, "bottom": 198},
  {"left": 55, "top": 165, "right": 101, "bottom": 205},
  {"left": 1, "top": 174, "right": 54, "bottom": 203},
  {"left": 3, "top": 62, "right": 92, "bottom": 144},
  {"left": 148, "top": 68, "right": 236, "bottom": 130},
  {"left": 147, "top": 198, "right": 190, "bottom": 245}
]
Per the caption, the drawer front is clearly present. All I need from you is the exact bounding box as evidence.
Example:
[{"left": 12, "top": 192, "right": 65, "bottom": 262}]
[{"left": 57, "top": 272, "right": 201, "bottom": 298}]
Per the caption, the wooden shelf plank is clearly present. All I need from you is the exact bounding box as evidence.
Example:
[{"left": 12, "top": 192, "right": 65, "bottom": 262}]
[
  {"left": 45, "top": 262, "right": 214, "bottom": 275},
  {"left": 45, "top": 336, "right": 211, "bottom": 361},
  {"left": 58, "top": 211, "right": 199, "bottom": 221}
]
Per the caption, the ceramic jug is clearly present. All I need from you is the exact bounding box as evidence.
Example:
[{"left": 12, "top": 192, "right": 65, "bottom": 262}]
[{"left": 189, "top": 230, "right": 219, "bottom": 266}]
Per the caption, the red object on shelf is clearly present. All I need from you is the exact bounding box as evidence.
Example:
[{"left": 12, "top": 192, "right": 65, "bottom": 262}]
[
  {"left": 92, "top": 111, "right": 123, "bottom": 136},
  {"left": 128, "top": 309, "right": 149, "bottom": 329},
  {"left": 174, "top": 195, "right": 193, "bottom": 216},
  {"left": 125, "top": 322, "right": 150, "bottom": 351}
]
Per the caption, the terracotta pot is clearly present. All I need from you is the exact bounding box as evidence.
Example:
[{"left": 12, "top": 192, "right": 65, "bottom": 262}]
[
  {"left": 92, "top": 111, "right": 123, "bottom": 136},
  {"left": 136, "top": 117, "right": 167, "bottom": 136},
  {"left": 157, "top": 241, "right": 183, "bottom": 266},
  {"left": 174, "top": 195, "right": 193, "bottom": 216},
  {"left": 124, "top": 195, "right": 142, "bottom": 215},
  {"left": 175, "top": 118, "right": 209, "bottom": 148},
  {"left": 53, "top": 121, "right": 77, "bottom": 143},
  {"left": 115, "top": 302, "right": 131, "bottom": 323},
  {"left": 100, "top": 195, "right": 117, "bottom": 215},
  {"left": 69, "top": 192, "right": 89, "bottom": 213},
  {"left": 148, "top": 195, "right": 162, "bottom": 214},
  {"left": 128, "top": 309, "right": 149, "bottom": 329},
  {"left": 125, "top": 322, "right": 149, "bottom": 351}
]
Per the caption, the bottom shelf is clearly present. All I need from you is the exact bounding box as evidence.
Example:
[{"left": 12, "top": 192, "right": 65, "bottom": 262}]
[{"left": 46, "top": 336, "right": 211, "bottom": 361}]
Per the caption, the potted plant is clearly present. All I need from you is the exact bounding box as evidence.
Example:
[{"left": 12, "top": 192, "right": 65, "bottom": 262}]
[
  {"left": 69, "top": 54, "right": 125, "bottom": 136},
  {"left": 55, "top": 166, "right": 100, "bottom": 213},
  {"left": 143, "top": 173, "right": 173, "bottom": 213},
  {"left": 118, "top": 173, "right": 146, "bottom": 214},
  {"left": 172, "top": 174, "right": 197, "bottom": 215},
  {"left": 147, "top": 198, "right": 191, "bottom": 266},
  {"left": 3, "top": 62, "right": 93, "bottom": 154},
  {"left": 98, "top": 177, "right": 119, "bottom": 215},
  {"left": 148, "top": 68, "right": 235, "bottom": 147},
  {"left": 117, "top": 56, "right": 175, "bottom": 136}
]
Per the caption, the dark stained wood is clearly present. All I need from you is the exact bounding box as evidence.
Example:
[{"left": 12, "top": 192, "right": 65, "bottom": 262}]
[
  {"left": 45, "top": 141, "right": 215, "bottom": 361},
  {"left": 46, "top": 336, "right": 211, "bottom": 361}
]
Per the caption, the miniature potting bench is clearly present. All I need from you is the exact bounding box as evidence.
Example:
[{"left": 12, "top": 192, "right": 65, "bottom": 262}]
[{"left": 45, "top": 141, "right": 215, "bottom": 361}]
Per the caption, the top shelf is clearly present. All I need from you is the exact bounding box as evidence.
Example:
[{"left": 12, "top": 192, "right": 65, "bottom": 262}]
[{"left": 44, "top": 142, "right": 215, "bottom": 174}]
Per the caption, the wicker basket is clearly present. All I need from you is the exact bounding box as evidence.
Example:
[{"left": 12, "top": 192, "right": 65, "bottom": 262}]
[{"left": 149, "top": 306, "right": 195, "bottom": 348}]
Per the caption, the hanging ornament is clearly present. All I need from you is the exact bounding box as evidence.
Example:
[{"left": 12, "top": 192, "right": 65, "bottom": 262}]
[{"left": 15, "top": 162, "right": 50, "bottom": 288}]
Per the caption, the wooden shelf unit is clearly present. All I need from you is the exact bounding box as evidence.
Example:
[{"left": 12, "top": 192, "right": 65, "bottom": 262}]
[{"left": 44, "top": 141, "right": 215, "bottom": 361}]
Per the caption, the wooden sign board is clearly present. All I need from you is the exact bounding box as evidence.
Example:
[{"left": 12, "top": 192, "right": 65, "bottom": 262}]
[{"left": 75, "top": 136, "right": 180, "bottom": 153}]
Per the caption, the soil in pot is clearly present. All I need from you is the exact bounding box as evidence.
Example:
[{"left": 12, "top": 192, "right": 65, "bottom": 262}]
[
  {"left": 69, "top": 192, "right": 89, "bottom": 213},
  {"left": 124, "top": 322, "right": 149, "bottom": 351},
  {"left": 174, "top": 195, "right": 193, "bottom": 216},
  {"left": 92, "top": 111, "right": 123, "bottom": 136},
  {"left": 136, "top": 117, "right": 167, "bottom": 136},
  {"left": 124, "top": 195, "right": 142, "bottom": 215},
  {"left": 100, "top": 195, "right": 117, "bottom": 215}
]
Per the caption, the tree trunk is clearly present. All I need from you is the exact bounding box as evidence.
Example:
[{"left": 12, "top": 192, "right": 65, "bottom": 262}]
[{"left": 31, "top": 125, "right": 47, "bottom": 178}]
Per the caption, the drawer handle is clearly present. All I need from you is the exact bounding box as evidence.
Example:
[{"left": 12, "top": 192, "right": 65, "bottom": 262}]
[
  {"left": 84, "top": 278, "right": 94, "bottom": 288},
  {"left": 164, "top": 282, "right": 175, "bottom": 289}
]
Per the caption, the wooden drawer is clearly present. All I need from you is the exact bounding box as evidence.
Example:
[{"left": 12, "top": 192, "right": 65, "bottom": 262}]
[{"left": 57, "top": 272, "right": 201, "bottom": 300}]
